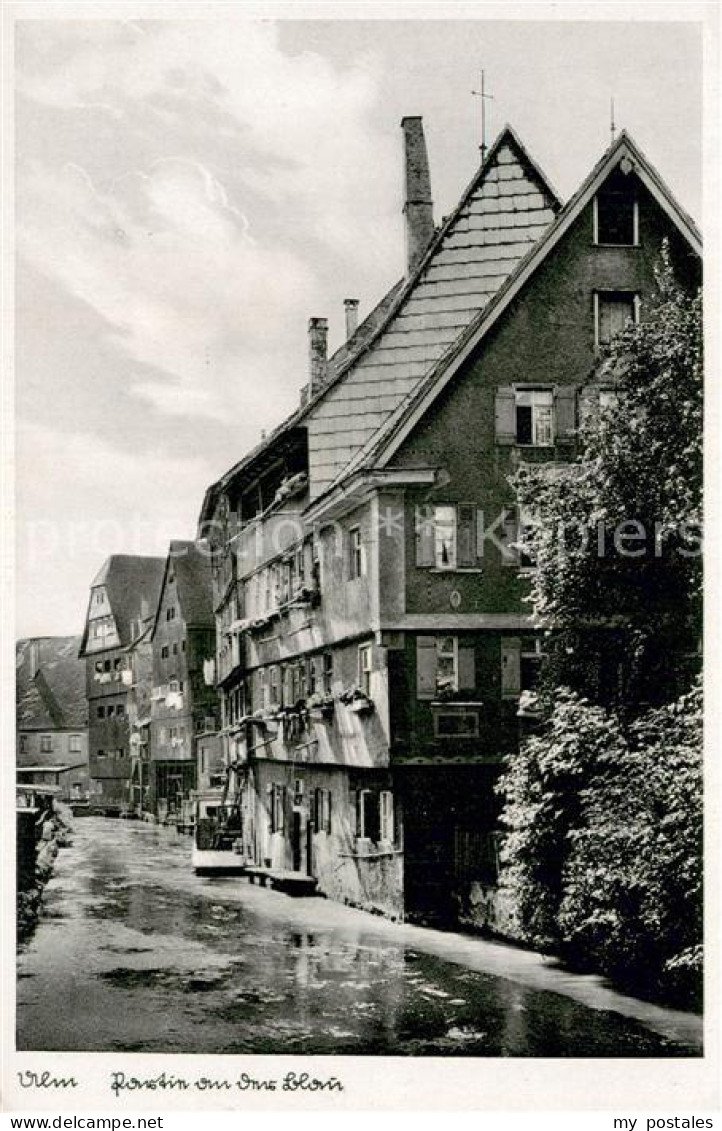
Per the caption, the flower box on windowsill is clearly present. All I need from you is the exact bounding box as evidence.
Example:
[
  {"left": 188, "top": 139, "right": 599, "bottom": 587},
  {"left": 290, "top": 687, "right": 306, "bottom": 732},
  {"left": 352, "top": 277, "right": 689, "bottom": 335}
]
[
  {"left": 344, "top": 691, "right": 374, "bottom": 715},
  {"left": 309, "top": 697, "right": 335, "bottom": 721},
  {"left": 517, "top": 690, "right": 541, "bottom": 718}
]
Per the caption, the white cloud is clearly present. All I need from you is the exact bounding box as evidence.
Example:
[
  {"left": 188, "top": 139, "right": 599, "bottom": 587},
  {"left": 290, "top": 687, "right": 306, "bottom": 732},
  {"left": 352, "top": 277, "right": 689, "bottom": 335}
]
[
  {"left": 18, "top": 158, "right": 317, "bottom": 422},
  {"left": 16, "top": 420, "right": 213, "bottom": 637},
  {"left": 16, "top": 19, "right": 399, "bottom": 430}
]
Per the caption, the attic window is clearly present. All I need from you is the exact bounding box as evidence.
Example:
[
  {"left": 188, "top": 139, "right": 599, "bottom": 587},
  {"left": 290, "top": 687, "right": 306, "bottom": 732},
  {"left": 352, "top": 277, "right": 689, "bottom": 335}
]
[{"left": 594, "top": 177, "right": 638, "bottom": 246}]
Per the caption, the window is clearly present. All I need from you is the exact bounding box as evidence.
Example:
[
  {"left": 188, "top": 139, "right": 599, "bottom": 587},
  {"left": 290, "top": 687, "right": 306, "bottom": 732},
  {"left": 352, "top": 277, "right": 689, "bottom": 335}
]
[
  {"left": 104, "top": 660, "right": 111, "bottom": 672},
  {"left": 379, "top": 791, "right": 394, "bottom": 844},
  {"left": 594, "top": 178, "right": 637, "bottom": 246},
  {"left": 415, "top": 504, "right": 478, "bottom": 569},
  {"left": 96, "top": 749, "right": 106, "bottom": 760},
  {"left": 355, "top": 790, "right": 380, "bottom": 842},
  {"left": 416, "top": 636, "right": 476, "bottom": 700},
  {"left": 182, "top": 639, "right": 186, "bottom": 652},
  {"left": 433, "top": 710, "right": 480, "bottom": 738},
  {"left": 97, "top": 706, "right": 105, "bottom": 719},
  {"left": 358, "top": 644, "right": 373, "bottom": 697},
  {"left": 166, "top": 606, "right": 177, "bottom": 621},
  {"left": 348, "top": 527, "right": 365, "bottom": 579},
  {"left": 161, "top": 645, "right": 169, "bottom": 659},
  {"left": 595, "top": 292, "right": 639, "bottom": 348},
  {"left": 322, "top": 652, "right": 333, "bottom": 695},
  {"left": 114, "top": 658, "right": 122, "bottom": 671},
  {"left": 313, "top": 788, "right": 332, "bottom": 834},
  {"left": 115, "top": 748, "right": 125, "bottom": 760},
  {"left": 515, "top": 389, "right": 554, "bottom": 446},
  {"left": 40, "top": 735, "right": 52, "bottom": 752},
  {"left": 95, "top": 661, "right": 104, "bottom": 674},
  {"left": 116, "top": 703, "right": 125, "bottom": 718},
  {"left": 433, "top": 506, "right": 457, "bottom": 569},
  {"left": 19, "top": 734, "right": 28, "bottom": 753},
  {"left": 172, "top": 643, "right": 178, "bottom": 655}
]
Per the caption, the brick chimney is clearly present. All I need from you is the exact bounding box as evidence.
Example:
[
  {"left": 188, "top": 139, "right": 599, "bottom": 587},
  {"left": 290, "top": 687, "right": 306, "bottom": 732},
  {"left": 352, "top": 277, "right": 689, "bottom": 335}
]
[
  {"left": 401, "top": 116, "right": 434, "bottom": 275},
  {"left": 344, "top": 298, "right": 359, "bottom": 340},
  {"left": 308, "top": 317, "right": 328, "bottom": 395}
]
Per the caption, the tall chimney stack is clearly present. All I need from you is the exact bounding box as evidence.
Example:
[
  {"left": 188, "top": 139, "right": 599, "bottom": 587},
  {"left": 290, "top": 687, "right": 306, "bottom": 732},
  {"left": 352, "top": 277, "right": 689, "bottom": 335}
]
[
  {"left": 308, "top": 317, "right": 328, "bottom": 395},
  {"left": 344, "top": 298, "right": 359, "bottom": 340},
  {"left": 401, "top": 116, "right": 434, "bottom": 276}
]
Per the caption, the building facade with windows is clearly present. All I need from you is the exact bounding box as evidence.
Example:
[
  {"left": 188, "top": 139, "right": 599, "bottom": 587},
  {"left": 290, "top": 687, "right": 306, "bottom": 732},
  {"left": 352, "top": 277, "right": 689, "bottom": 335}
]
[
  {"left": 16, "top": 636, "right": 89, "bottom": 803},
  {"left": 79, "top": 555, "right": 165, "bottom": 810},
  {"left": 148, "top": 541, "right": 220, "bottom": 820},
  {"left": 198, "top": 121, "right": 701, "bottom": 926}
]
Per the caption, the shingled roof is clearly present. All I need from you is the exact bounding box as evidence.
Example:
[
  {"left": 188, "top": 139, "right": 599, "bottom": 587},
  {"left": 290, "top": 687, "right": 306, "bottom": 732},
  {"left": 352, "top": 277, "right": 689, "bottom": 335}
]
[
  {"left": 151, "top": 541, "right": 215, "bottom": 637},
  {"left": 16, "top": 637, "right": 87, "bottom": 734},
  {"left": 339, "top": 130, "right": 702, "bottom": 480},
  {"left": 79, "top": 555, "right": 165, "bottom": 656},
  {"left": 304, "top": 126, "right": 560, "bottom": 497},
  {"left": 198, "top": 125, "right": 560, "bottom": 525}
]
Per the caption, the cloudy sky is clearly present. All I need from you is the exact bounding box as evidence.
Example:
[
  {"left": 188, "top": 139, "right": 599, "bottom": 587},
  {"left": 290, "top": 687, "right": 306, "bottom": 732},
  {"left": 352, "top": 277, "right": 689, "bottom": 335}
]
[{"left": 14, "top": 11, "right": 703, "bottom": 639}]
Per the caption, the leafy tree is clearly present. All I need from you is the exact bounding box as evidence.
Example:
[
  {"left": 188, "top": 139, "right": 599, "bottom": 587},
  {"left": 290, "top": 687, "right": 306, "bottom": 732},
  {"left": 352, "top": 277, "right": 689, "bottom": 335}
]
[
  {"left": 514, "top": 243, "right": 702, "bottom": 710},
  {"left": 496, "top": 246, "right": 703, "bottom": 1006},
  {"left": 497, "top": 690, "right": 624, "bottom": 948},
  {"left": 560, "top": 681, "right": 702, "bottom": 1005}
]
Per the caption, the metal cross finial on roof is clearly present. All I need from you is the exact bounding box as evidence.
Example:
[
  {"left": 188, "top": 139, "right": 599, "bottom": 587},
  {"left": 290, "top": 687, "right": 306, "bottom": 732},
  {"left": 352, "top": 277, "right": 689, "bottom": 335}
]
[
  {"left": 610, "top": 97, "right": 616, "bottom": 145},
  {"left": 471, "top": 69, "right": 494, "bottom": 161}
]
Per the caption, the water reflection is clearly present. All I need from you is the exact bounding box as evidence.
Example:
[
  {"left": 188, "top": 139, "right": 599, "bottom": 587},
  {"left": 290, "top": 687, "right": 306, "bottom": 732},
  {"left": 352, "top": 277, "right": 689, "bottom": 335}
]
[{"left": 16, "top": 819, "right": 699, "bottom": 1057}]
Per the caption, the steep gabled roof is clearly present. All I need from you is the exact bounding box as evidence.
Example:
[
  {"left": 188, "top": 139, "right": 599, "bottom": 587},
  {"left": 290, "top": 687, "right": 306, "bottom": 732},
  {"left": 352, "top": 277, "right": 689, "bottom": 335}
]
[
  {"left": 79, "top": 555, "right": 165, "bottom": 656},
  {"left": 198, "top": 125, "right": 560, "bottom": 524},
  {"left": 16, "top": 637, "right": 87, "bottom": 734},
  {"left": 338, "top": 130, "right": 702, "bottom": 480},
  {"left": 151, "top": 541, "right": 214, "bottom": 638},
  {"left": 305, "top": 125, "right": 561, "bottom": 497}
]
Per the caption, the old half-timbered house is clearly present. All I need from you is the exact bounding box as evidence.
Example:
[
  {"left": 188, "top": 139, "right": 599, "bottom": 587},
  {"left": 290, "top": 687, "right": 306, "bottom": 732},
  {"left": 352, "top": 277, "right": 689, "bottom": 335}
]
[
  {"left": 197, "top": 118, "right": 563, "bottom": 917},
  {"left": 198, "top": 118, "right": 700, "bottom": 925},
  {"left": 148, "top": 541, "right": 220, "bottom": 822},
  {"left": 79, "top": 555, "right": 165, "bottom": 812},
  {"left": 309, "top": 128, "right": 701, "bottom": 927}
]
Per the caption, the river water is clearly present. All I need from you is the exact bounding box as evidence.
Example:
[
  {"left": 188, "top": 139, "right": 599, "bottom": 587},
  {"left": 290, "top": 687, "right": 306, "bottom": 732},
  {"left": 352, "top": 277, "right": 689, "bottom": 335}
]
[{"left": 16, "top": 818, "right": 702, "bottom": 1057}]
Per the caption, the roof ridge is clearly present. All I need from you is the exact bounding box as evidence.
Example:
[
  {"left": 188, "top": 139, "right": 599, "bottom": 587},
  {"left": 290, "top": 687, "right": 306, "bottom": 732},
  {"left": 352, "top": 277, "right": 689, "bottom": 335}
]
[
  {"left": 334, "top": 131, "right": 702, "bottom": 480},
  {"left": 199, "top": 126, "right": 560, "bottom": 526}
]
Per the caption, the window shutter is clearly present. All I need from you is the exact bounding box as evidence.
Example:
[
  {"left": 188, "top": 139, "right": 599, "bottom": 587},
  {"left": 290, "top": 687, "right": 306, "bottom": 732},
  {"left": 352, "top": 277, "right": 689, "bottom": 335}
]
[
  {"left": 458, "top": 645, "right": 476, "bottom": 692},
  {"left": 578, "top": 385, "right": 599, "bottom": 426},
  {"left": 501, "top": 638, "right": 522, "bottom": 698},
  {"left": 326, "top": 790, "right": 332, "bottom": 834},
  {"left": 415, "top": 505, "right": 435, "bottom": 566},
  {"left": 416, "top": 636, "right": 438, "bottom": 700},
  {"left": 267, "top": 782, "right": 274, "bottom": 830},
  {"left": 457, "top": 504, "right": 475, "bottom": 567},
  {"left": 475, "top": 508, "right": 487, "bottom": 561},
  {"left": 495, "top": 387, "right": 516, "bottom": 445},
  {"left": 502, "top": 508, "right": 519, "bottom": 567},
  {"left": 380, "top": 791, "right": 394, "bottom": 843},
  {"left": 351, "top": 790, "right": 360, "bottom": 837},
  {"left": 555, "top": 386, "right": 577, "bottom": 440}
]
